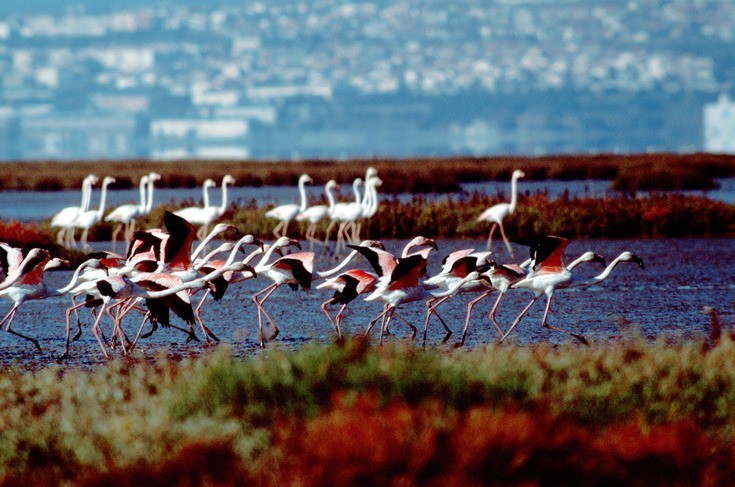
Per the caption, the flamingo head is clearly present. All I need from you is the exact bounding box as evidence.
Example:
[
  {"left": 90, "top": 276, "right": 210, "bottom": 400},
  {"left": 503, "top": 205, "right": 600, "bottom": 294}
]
[
  {"left": 223, "top": 174, "right": 236, "bottom": 185},
  {"left": 622, "top": 251, "right": 645, "bottom": 269},
  {"left": 326, "top": 179, "right": 339, "bottom": 190},
  {"left": 44, "top": 257, "right": 70, "bottom": 271},
  {"left": 300, "top": 174, "right": 313, "bottom": 185},
  {"left": 84, "top": 174, "right": 99, "bottom": 186},
  {"left": 204, "top": 179, "right": 217, "bottom": 188},
  {"left": 148, "top": 172, "right": 162, "bottom": 183},
  {"left": 359, "top": 240, "right": 385, "bottom": 251},
  {"left": 239, "top": 234, "right": 264, "bottom": 252},
  {"left": 513, "top": 169, "right": 526, "bottom": 179},
  {"left": 211, "top": 223, "right": 240, "bottom": 237}
]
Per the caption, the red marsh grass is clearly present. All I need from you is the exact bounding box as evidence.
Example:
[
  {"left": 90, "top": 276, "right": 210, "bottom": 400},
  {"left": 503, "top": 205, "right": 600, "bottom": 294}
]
[{"left": 2, "top": 337, "right": 735, "bottom": 485}]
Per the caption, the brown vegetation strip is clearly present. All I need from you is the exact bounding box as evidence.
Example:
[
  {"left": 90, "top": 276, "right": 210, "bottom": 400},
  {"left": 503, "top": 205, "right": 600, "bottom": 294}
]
[{"left": 1, "top": 153, "right": 734, "bottom": 193}]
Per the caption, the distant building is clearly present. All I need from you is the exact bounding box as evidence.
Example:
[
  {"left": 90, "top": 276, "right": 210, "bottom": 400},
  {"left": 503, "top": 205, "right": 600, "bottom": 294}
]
[
  {"left": 150, "top": 119, "right": 249, "bottom": 160},
  {"left": 18, "top": 115, "right": 137, "bottom": 159},
  {"left": 704, "top": 94, "right": 735, "bottom": 153}
]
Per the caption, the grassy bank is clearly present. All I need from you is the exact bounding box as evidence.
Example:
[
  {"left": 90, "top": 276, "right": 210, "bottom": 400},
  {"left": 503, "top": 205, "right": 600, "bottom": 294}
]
[
  {"left": 1, "top": 337, "right": 734, "bottom": 485},
  {"left": 38, "top": 191, "right": 735, "bottom": 246},
  {"left": 1, "top": 153, "right": 734, "bottom": 193}
]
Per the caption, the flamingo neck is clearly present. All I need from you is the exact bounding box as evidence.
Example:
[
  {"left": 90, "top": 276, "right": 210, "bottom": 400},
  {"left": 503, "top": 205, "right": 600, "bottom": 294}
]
[
  {"left": 82, "top": 179, "right": 94, "bottom": 212},
  {"left": 55, "top": 261, "right": 95, "bottom": 295},
  {"left": 298, "top": 178, "right": 309, "bottom": 212},
  {"left": 430, "top": 273, "right": 476, "bottom": 298},
  {"left": 202, "top": 183, "right": 211, "bottom": 209},
  {"left": 96, "top": 181, "right": 112, "bottom": 219},
  {"left": 318, "top": 249, "right": 359, "bottom": 278},
  {"left": 509, "top": 174, "right": 520, "bottom": 213},
  {"left": 134, "top": 178, "right": 146, "bottom": 212},
  {"left": 218, "top": 179, "right": 231, "bottom": 214},
  {"left": 145, "top": 179, "right": 156, "bottom": 214},
  {"left": 368, "top": 180, "right": 379, "bottom": 216},
  {"left": 352, "top": 181, "right": 362, "bottom": 205},
  {"left": 325, "top": 183, "right": 337, "bottom": 212}
]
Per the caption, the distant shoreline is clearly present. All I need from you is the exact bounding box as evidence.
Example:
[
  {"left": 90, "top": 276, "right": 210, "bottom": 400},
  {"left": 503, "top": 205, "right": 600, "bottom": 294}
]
[{"left": 0, "top": 153, "right": 734, "bottom": 194}]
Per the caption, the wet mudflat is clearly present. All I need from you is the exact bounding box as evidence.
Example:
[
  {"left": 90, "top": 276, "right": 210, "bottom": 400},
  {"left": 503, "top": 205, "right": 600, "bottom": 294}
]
[{"left": 1, "top": 236, "right": 733, "bottom": 370}]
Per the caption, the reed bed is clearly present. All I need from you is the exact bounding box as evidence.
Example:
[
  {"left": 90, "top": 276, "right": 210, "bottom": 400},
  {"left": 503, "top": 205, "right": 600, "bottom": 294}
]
[
  {"left": 1, "top": 153, "right": 734, "bottom": 193},
  {"left": 1, "top": 337, "right": 735, "bottom": 485},
  {"left": 69, "top": 192, "right": 735, "bottom": 244}
]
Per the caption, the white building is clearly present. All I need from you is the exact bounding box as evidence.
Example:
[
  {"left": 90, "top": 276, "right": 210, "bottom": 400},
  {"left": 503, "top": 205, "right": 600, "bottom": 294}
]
[{"left": 704, "top": 94, "right": 735, "bottom": 153}]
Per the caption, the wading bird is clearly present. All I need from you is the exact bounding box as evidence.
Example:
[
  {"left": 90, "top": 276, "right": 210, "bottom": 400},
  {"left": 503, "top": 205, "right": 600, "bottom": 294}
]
[
  {"left": 75, "top": 176, "right": 116, "bottom": 251},
  {"left": 266, "top": 173, "right": 313, "bottom": 238},
  {"left": 477, "top": 169, "right": 525, "bottom": 256},
  {"left": 501, "top": 236, "right": 642, "bottom": 344},
  {"left": 51, "top": 174, "right": 98, "bottom": 248},
  {"left": 296, "top": 179, "right": 339, "bottom": 249}
]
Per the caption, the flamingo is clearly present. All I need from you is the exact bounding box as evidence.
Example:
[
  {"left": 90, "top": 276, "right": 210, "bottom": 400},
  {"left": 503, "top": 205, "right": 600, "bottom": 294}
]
[
  {"left": 500, "top": 236, "right": 644, "bottom": 344},
  {"left": 105, "top": 174, "right": 149, "bottom": 250},
  {"left": 252, "top": 248, "right": 314, "bottom": 348},
  {"left": 296, "top": 179, "right": 339, "bottom": 249},
  {"left": 421, "top": 248, "right": 493, "bottom": 345},
  {"left": 324, "top": 178, "right": 362, "bottom": 253},
  {"left": 317, "top": 269, "right": 378, "bottom": 340},
  {"left": 180, "top": 174, "right": 236, "bottom": 240},
  {"left": 82, "top": 256, "right": 250, "bottom": 358},
  {"left": 352, "top": 168, "right": 380, "bottom": 243},
  {"left": 478, "top": 169, "right": 525, "bottom": 256},
  {"left": 0, "top": 253, "right": 105, "bottom": 351},
  {"left": 363, "top": 253, "right": 487, "bottom": 346},
  {"left": 266, "top": 174, "right": 313, "bottom": 238},
  {"left": 174, "top": 178, "right": 217, "bottom": 235},
  {"left": 74, "top": 176, "right": 116, "bottom": 251},
  {"left": 454, "top": 250, "right": 605, "bottom": 347},
  {"left": 105, "top": 172, "right": 161, "bottom": 250},
  {"left": 51, "top": 174, "right": 98, "bottom": 248},
  {"left": 317, "top": 240, "right": 386, "bottom": 278}
]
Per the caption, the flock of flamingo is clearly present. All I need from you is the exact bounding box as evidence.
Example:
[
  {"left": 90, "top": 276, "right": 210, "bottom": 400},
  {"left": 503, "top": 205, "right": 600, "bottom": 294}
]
[{"left": 0, "top": 167, "right": 644, "bottom": 361}]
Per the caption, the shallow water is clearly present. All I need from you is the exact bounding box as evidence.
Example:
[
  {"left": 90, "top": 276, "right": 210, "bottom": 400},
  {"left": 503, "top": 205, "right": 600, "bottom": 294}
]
[
  {"left": 1, "top": 237, "right": 733, "bottom": 370},
  {"left": 2, "top": 178, "right": 734, "bottom": 222}
]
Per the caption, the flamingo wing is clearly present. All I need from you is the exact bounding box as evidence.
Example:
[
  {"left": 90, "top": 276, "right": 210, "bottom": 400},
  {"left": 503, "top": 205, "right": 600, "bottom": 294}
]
[
  {"left": 512, "top": 235, "right": 570, "bottom": 272},
  {"left": 387, "top": 254, "right": 426, "bottom": 290},
  {"left": 346, "top": 244, "right": 396, "bottom": 277},
  {"left": 163, "top": 211, "right": 197, "bottom": 270}
]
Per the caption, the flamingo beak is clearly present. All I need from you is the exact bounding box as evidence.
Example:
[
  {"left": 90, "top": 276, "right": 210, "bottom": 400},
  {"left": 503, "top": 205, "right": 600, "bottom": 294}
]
[
  {"left": 593, "top": 254, "right": 607, "bottom": 269},
  {"left": 428, "top": 239, "right": 438, "bottom": 251},
  {"left": 289, "top": 239, "right": 302, "bottom": 250},
  {"left": 243, "top": 264, "right": 257, "bottom": 278},
  {"left": 632, "top": 255, "right": 645, "bottom": 269}
]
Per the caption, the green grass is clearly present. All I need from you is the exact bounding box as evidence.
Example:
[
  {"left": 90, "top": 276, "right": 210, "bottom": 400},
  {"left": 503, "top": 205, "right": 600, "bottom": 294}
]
[{"left": 2, "top": 337, "right": 735, "bottom": 484}]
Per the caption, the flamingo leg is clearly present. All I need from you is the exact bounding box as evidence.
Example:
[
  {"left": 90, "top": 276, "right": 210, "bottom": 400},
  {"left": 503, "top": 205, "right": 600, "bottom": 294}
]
[
  {"left": 91, "top": 301, "right": 111, "bottom": 359},
  {"left": 322, "top": 220, "right": 338, "bottom": 253},
  {"left": 500, "top": 294, "right": 542, "bottom": 342},
  {"left": 1, "top": 306, "right": 42, "bottom": 352},
  {"left": 333, "top": 303, "right": 349, "bottom": 341},
  {"left": 423, "top": 295, "right": 452, "bottom": 348},
  {"left": 110, "top": 224, "right": 123, "bottom": 251},
  {"left": 365, "top": 304, "right": 391, "bottom": 338},
  {"left": 320, "top": 297, "right": 339, "bottom": 336},
  {"left": 379, "top": 308, "right": 398, "bottom": 346},
  {"left": 456, "top": 290, "right": 494, "bottom": 347},
  {"left": 497, "top": 222, "right": 514, "bottom": 258},
  {"left": 58, "top": 297, "right": 93, "bottom": 362},
  {"left": 253, "top": 283, "right": 279, "bottom": 347},
  {"left": 389, "top": 310, "right": 417, "bottom": 340},
  {"left": 539, "top": 295, "right": 589, "bottom": 345},
  {"left": 129, "top": 311, "right": 151, "bottom": 352},
  {"left": 487, "top": 290, "right": 507, "bottom": 336},
  {"left": 486, "top": 223, "right": 498, "bottom": 251}
]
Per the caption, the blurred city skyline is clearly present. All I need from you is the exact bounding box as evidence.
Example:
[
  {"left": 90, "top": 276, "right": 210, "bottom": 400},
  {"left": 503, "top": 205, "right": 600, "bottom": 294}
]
[{"left": 1, "top": 0, "right": 734, "bottom": 160}]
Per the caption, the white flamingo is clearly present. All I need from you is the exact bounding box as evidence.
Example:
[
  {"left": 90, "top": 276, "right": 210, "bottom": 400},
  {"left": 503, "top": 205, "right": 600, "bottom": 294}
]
[
  {"left": 324, "top": 177, "right": 363, "bottom": 254},
  {"left": 501, "top": 237, "right": 644, "bottom": 344},
  {"left": 266, "top": 173, "right": 313, "bottom": 238},
  {"left": 51, "top": 174, "right": 98, "bottom": 248},
  {"left": 180, "top": 174, "right": 236, "bottom": 240},
  {"left": 296, "top": 179, "right": 339, "bottom": 249},
  {"left": 174, "top": 178, "right": 217, "bottom": 232},
  {"left": 74, "top": 176, "right": 116, "bottom": 251},
  {"left": 478, "top": 169, "right": 525, "bottom": 256},
  {"left": 105, "top": 174, "right": 149, "bottom": 250}
]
